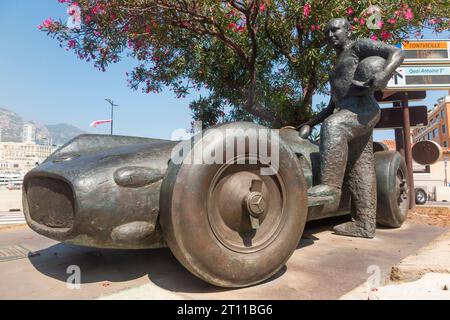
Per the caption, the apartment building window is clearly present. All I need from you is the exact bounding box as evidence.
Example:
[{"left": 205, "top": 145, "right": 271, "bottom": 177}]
[
  {"left": 443, "top": 124, "right": 447, "bottom": 134},
  {"left": 442, "top": 109, "right": 446, "bottom": 119},
  {"left": 444, "top": 141, "right": 448, "bottom": 147},
  {"left": 433, "top": 128, "right": 439, "bottom": 138},
  {"left": 428, "top": 132, "right": 432, "bottom": 140}
]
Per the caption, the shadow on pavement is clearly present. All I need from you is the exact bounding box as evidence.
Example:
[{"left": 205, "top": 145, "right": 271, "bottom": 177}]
[
  {"left": 26, "top": 214, "right": 349, "bottom": 294},
  {"left": 28, "top": 243, "right": 177, "bottom": 284},
  {"left": 298, "top": 214, "right": 351, "bottom": 249}
]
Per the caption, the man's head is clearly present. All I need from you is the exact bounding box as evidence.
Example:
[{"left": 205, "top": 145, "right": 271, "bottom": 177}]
[{"left": 326, "top": 18, "right": 351, "bottom": 50}]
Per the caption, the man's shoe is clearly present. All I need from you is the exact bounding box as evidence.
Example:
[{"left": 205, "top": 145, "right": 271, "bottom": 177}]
[{"left": 333, "top": 221, "right": 375, "bottom": 239}]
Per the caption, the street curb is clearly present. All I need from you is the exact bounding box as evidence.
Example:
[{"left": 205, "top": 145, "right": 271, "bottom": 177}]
[
  {"left": 340, "top": 229, "right": 450, "bottom": 299},
  {"left": 389, "top": 230, "right": 450, "bottom": 282},
  {"left": 390, "top": 264, "right": 450, "bottom": 282}
]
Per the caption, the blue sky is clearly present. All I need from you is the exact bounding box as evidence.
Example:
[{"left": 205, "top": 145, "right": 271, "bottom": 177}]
[{"left": 0, "top": 1, "right": 449, "bottom": 141}]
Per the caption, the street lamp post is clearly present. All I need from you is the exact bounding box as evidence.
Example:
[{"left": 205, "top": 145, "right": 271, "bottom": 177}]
[{"left": 105, "top": 98, "right": 119, "bottom": 135}]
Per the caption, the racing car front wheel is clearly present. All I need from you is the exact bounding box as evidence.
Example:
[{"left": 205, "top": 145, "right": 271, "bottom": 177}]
[
  {"left": 374, "top": 151, "right": 410, "bottom": 228},
  {"left": 160, "top": 122, "right": 308, "bottom": 287}
]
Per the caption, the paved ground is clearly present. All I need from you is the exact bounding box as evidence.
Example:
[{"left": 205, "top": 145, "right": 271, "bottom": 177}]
[
  {"left": 0, "top": 216, "right": 447, "bottom": 300},
  {"left": 0, "top": 211, "right": 25, "bottom": 225},
  {"left": 341, "top": 231, "right": 450, "bottom": 300}
]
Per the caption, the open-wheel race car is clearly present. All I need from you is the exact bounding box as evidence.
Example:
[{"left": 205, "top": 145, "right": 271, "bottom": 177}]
[{"left": 23, "top": 122, "right": 410, "bottom": 287}]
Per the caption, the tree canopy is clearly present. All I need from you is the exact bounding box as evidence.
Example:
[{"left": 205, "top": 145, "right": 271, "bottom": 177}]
[{"left": 41, "top": 0, "right": 450, "bottom": 128}]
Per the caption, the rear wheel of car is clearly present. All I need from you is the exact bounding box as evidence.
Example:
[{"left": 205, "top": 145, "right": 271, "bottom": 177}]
[
  {"left": 160, "top": 122, "right": 308, "bottom": 287},
  {"left": 415, "top": 188, "right": 427, "bottom": 205},
  {"left": 374, "top": 151, "right": 410, "bottom": 228}
]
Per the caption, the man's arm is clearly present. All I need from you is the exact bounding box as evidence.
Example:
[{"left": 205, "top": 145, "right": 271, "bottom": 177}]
[
  {"left": 302, "top": 100, "right": 335, "bottom": 128},
  {"left": 297, "top": 100, "right": 335, "bottom": 138},
  {"left": 356, "top": 39, "right": 405, "bottom": 89}
]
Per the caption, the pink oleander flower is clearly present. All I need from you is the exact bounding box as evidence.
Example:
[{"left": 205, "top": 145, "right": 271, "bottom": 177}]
[
  {"left": 404, "top": 8, "right": 414, "bottom": 21},
  {"left": 370, "top": 34, "right": 378, "bottom": 41},
  {"left": 91, "top": 3, "right": 104, "bottom": 15},
  {"left": 43, "top": 18, "right": 53, "bottom": 28},
  {"left": 37, "top": 24, "right": 43, "bottom": 30},
  {"left": 227, "top": 22, "right": 237, "bottom": 30},
  {"left": 376, "top": 21, "right": 384, "bottom": 28},
  {"left": 388, "top": 18, "right": 397, "bottom": 24},
  {"left": 359, "top": 18, "right": 366, "bottom": 25},
  {"left": 381, "top": 30, "right": 391, "bottom": 41},
  {"left": 259, "top": 4, "right": 265, "bottom": 12},
  {"left": 303, "top": 4, "right": 311, "bottom": 18},
  {"left": 346, "top": 7, "right": 354, "bottom": 15},
  {"left": 68, "top": 39, "right": 76, "bottom": 48}
]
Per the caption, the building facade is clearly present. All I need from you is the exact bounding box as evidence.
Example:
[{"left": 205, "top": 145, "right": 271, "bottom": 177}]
[
  {"left": 0, "top": 141, "right": 56, "bottom": 175},
  {"left": 413, "top": 149, "right": 450, "bottom": 201},
  {"left": 409, "top": 94, "right": 450, "bottom": 201},
  {"left": 412, "top": 95, "right": 450, "bottom": 148},
  {"left": 22, "top": 123, "right": 36, "bottom": 143}
]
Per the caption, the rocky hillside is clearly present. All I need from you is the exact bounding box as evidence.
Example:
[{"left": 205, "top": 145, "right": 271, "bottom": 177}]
[
  {"left": 0, "top": 107, "right": 84, "bottom": 146},
  {"left": 0, "top": 108, "right": 23, "bottom": 142},
  {"left": 46, "top": 123, "right": 85, "bottom": 146}
]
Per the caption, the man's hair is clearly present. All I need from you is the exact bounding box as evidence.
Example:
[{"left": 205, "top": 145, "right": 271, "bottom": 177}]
[{"left": 326, "top": 18, "right": 350, "bottom": 32}]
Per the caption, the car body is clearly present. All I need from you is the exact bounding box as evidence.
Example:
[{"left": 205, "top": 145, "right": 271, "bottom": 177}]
[{"left": 23, "top": 122, "right": 409, "bottom": 287}]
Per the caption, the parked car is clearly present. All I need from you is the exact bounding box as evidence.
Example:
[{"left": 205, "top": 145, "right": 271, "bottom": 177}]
[{"left": 414, "top": 187, "right": 427, "bottom": 205}]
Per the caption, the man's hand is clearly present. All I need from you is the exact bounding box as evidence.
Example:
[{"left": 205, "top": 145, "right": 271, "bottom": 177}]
[
  {"left": 299, "top": 124, "right": 311, "bottom": 139},
  {"left": 363, "top": 71, "right": 389, "bottom": 90}
]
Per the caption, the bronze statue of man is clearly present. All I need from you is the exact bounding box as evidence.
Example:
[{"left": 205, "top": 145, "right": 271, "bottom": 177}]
[{"left": 299, "top": 18, "right": 404, "bottom": 238}]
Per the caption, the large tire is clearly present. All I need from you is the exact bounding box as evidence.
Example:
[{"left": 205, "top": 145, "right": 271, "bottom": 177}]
[
  {"left": 374, "top": 151, "right": 410, "bottom": 228},
  {"left": 160, "top": 122, "right": 308, "bottom": 287},
  {"left": 415, "top": 188, "right": 427, "bottom": 205}
]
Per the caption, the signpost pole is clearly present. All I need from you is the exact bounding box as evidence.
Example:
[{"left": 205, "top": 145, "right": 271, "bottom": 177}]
[
  {"left": 401, "top": 92, "right": 415, "bottom": 209},
  {"left": 393, "top": 101, "right": 405, "bottom": 157}
]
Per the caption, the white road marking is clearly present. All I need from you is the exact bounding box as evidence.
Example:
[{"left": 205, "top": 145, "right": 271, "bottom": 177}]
[{"left": 0, "top": 212, "right": 25, "bottom": 225}]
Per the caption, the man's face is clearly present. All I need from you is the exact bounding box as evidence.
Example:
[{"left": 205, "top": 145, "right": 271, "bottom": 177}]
[{"left": 326, "top": 19, "right": 349, "bottom": 49}]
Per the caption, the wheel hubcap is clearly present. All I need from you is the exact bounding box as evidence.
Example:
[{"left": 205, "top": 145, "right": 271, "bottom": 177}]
[
  {"left": 245, "top": 191, "right": 266, "bottom": 217},
  {"left": 396, "top": 169, "right": 409, "bottom": 211},
  {"left": 417, "top": 192, "right": 425, "bottom": 201},
  {"left": 207, "top": 158, "right": 286, "bottom": 253}
]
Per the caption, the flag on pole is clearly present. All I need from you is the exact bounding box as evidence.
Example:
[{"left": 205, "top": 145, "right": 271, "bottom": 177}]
[{"left": 90, "top": 119, "right": 112, "bottom": 128}]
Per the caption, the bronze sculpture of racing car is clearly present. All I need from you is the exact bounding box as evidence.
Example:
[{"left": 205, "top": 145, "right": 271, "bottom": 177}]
[{"left": 23, "top": 122, "right": 409, "bottom": 287}]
